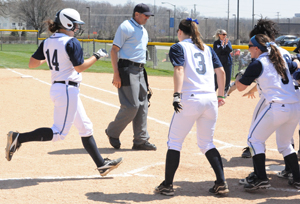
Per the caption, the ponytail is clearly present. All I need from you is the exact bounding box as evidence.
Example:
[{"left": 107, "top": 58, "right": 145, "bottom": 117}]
[
  {"left": 46, "top": 19, "right": 60, "bottom": 33},
  {"left": 253, "top": 34, "right": 287, "bottom": 80},
  {"left": 179, "top": 18, "right": 204, "bottom": 51}
]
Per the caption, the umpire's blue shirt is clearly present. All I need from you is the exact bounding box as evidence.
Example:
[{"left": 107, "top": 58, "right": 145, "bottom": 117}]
[{"left": 113, "top": 18, "right": 148, "bottom": 64}]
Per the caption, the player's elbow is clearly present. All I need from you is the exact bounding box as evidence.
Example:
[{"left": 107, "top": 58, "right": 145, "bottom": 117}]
[{"left": 236, "top": 80, "right": 247, "bottom": 92}]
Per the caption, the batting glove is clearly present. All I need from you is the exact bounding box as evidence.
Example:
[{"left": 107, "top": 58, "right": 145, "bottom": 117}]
[
  {"left": 173, "top": 92, "right": 183, "bottom": 113},
  {"left": 93, "top": 48, "right": 108, "bottom": 60}
]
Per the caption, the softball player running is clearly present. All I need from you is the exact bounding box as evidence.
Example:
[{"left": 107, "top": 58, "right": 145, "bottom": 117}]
[
  {"left": 154, "top": 18, "right": 229, "bottom": 196},
  {"left": 236, "top": 34, "right": 300, "bottom": 190},
  {"left": 5, "top": 8, "right": 122, "bottom": 176}
]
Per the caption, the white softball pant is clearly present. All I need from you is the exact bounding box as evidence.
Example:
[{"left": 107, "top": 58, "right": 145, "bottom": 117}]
[
  {"left": 167, "top": 92, "right": 218, "bottom": 154},
  {"left": 50, "top": 83, "right": 93, "bottom": 142},
  {"left": 248, "top": 102, "right": 300, "bottom": 157}
]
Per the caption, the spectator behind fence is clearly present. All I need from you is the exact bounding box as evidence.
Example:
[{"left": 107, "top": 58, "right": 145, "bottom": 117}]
[{"left": 213, "top": 29, "right": 233, "bottom": 96}]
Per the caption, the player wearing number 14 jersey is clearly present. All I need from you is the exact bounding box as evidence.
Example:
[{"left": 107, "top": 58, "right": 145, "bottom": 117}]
[
  {"left": 5, "top": 8, "right": 122, "bottom": 176},
  {"left": 155, "top": 18, "right": 229, "bottom": 196}
]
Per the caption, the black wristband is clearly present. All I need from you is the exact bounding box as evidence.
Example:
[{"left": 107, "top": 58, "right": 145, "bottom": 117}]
[
  {"left": 173, "top": 92, "right": 181, "bottom": 98},
  {"left": 93, "top": 53, "right": 100, "bottom": 60}
]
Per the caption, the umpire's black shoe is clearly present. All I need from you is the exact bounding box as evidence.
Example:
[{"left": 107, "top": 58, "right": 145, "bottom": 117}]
[
  {"left": 132, "top": 141, "right": 157, "bottom": 151},
  {"left": 242, "top": 147, "right": 251, "bottom": 158},
  {"left": 105, "top": 129, "right": 121, "bottom": 149}
]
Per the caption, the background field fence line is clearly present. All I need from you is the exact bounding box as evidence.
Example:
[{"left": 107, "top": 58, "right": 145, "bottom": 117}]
[{"left": 0, "top": 29, "right": 295, "bottom": 78}]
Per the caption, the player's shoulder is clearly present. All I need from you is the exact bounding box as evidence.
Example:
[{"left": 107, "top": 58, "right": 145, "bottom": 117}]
[{"left": 171, "top": 42, "right": 183, "bottom": 51}]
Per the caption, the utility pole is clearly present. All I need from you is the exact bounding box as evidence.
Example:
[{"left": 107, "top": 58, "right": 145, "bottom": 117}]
[
  {"left": 194, "top": 4, "right": 196, "bottom": 18},
  {"left": 227, "top": 0, "right": 229, "bottom": 33},
  {"left": 205, "top": 18, "right": 208, "bottom": 40},
  {"left": 252, "top": 0, "right": 254, "bottom": 28},
  {"left": 276, "top": 12, "right": 280, "bottom": 23},
  {"left": 236, "top": 0, "right": 240, "bottom": 44},
  {"left": 154, "top": 0, "right": 156, "bottom": 41}
]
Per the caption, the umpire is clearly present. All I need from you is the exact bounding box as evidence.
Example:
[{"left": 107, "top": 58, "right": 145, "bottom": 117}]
[{"left": 105, "top": 3, "right": 156, "bottom": 151}]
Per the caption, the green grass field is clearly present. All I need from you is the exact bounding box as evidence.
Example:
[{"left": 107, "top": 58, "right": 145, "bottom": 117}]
[
  {"left": 0, "top": 44, "right": 174, "bottom": 76},
  {"left": 0, "top": 43, "right": 254, "bottom": 78}
]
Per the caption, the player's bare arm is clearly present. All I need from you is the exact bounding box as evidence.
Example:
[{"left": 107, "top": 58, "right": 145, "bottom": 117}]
[
  {"left": 215, "top": 66, "right": 226, "bottom": 106},
  {"left": 74, "top": 56, "right": 98, "bottom": 73},
  {"left": 236, "top": 80, "right": 248, "bottom": 92},
  {"left": 111, "top": 45, "right": 121, "bottom": 88},
  {"left": 173, "top": 66, "right": 184, "bottom": 93},
  {"left": 74, "top": 48, "right": 108, "bottom": 73},
  {"left": 28, "top": 57, "right": 46, "bottom": 68}
]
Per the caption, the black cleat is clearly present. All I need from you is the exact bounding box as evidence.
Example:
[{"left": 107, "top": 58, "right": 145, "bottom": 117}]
[
  {"left": 242, "top": 147, "right": 251, "bottom": 158},
  {"left": 97, "top": 157, "right": 123, "bottom": 176},
  {"left": 244, "top": 178, "right": 270, "bottom": 191},
  {"left": 209, "top": 181, "right": 229, "bottom": 194},
  {"left": 5, "top": 131, "right": 21, "bottom": 161},
  {"left": 154, "top": 181, "right": 174, "bottom": 196}
]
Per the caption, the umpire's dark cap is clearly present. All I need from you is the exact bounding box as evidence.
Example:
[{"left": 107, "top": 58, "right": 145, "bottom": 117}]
[
  {"left": 294, "top": 41, "right": 300, "bottom": 53},
  {"left": 134, "top": 3, "right": 154, "bottom": 16}
]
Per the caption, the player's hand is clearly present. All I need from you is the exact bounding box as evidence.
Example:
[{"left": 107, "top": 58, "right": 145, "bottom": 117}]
[
  {"left": 112, "top": 73, "right": 121, "bottom": 88},
  {"left": 218, "top": 98, "right": 225, "bottom": 107},
  {"left": 243, "top": 91, "right": 256, "bottom": 99},
  {"left": 94, "top": 48, "right": 108, "bottom": 60},
  {"left": 173, "top": 92, "right": 183, "bottom": 113}
]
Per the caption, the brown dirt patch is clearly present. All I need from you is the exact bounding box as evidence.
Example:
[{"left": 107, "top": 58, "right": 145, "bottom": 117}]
[{"left": 0, "top": 68, "right": 299, "bottom": 203}]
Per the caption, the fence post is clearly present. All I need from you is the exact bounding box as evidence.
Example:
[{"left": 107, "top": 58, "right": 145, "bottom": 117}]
[
  {"left": 36, "top": 30, "right": 39, "bottom": 45},
  {"left": 1, "top": 31, "right": 2, "bottom": 51},
  {"left": 93, "top": 40, "right": 95, "bottom": 53}
]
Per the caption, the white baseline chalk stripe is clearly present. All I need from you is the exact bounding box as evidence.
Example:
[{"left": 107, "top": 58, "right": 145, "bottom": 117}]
[{"left": 81, "top": 82, "right": 117, "bottom": 95}]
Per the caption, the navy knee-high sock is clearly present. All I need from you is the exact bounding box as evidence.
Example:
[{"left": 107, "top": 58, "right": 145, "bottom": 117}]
[
  {"left": 205, "top": 148, "right": 225, "bottom": 184},
  {"left": 252, "top": 153, "right": 267, "bottom": 180},
  {"left": 18, "top": 128, "right": 53, "bottom": 143},
  {"left": 284, "top": 144, "right": 294, "bottom": 172},
  {"left": 165, "top": 149, "right": 180, "bottom": 185},
  {"left": 81, "top": 136, "right": 104, "bottom": 167},
  {"left": 284, "top": 153, "right": 300, "bottom": 182}
]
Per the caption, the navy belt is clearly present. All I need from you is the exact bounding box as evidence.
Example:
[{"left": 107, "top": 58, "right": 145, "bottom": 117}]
[
  {"left": 119, "top": 59, "right": 144, "bottom": 68},
  {"left": 53, "top": 81, "right": 79, "bottom": 87}
]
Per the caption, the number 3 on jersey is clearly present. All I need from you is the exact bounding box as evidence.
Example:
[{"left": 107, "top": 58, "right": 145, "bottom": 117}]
[
  {"left": 46, "top": 49, "right": 59, "bottom": 71},
  {"left": 194, "top": 53, "right": 206, "bottom": 74}
]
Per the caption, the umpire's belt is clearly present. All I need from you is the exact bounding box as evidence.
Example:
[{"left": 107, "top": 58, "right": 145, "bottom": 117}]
[
  {"left": 119, "top": 59, "right": 144, "bottom": 68},
  {"left": 53, "top": 81, "right": 79, "bottom": 87}
]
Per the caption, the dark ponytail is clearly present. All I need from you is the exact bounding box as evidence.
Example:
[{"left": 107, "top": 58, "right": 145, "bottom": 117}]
[
  {"left": 179, "top": 19, "right": 204, "bottom": 51},
  {"left": 254, "top": 34, "right": 287, "bottom": 80},
  {"left": 46, "top": 19, "right": 60, "bottom": 33}
]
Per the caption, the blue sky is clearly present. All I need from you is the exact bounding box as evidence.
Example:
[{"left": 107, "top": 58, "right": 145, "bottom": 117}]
[{"left": 91, "top": 0, "right": 300, "bottom": 20}]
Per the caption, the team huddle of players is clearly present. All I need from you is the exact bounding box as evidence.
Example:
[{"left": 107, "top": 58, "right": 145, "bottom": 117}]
[{"left": 4, "top": 4, "right": 300, "bottom": 198}]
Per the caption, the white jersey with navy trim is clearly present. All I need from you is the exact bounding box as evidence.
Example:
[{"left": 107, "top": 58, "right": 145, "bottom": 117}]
[
  {"left": 256, "top": 52, "right": 298, "bottom": 104},
  {"left": 43, "top": 33, "right": 82, "bottom": 83},
  {"left": 178, "top": 39, "right": 215, "bottom": 94}
]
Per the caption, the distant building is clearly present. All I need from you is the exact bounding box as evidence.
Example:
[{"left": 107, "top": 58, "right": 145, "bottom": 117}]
[{"left": 0, "top": 16, "right": 27, "bottom": 30}]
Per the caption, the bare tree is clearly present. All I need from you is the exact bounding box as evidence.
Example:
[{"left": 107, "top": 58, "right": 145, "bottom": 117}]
[
  {"left": 0, "top": 0, "right": 9, "bottom": 16},
  {"left": 9, "top": 0, "right": 63, "bottom": 34}
]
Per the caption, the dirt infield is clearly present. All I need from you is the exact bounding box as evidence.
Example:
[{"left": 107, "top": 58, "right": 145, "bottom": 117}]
[{"left": 0, "top": 68, "right": 299, "bottom": 204}]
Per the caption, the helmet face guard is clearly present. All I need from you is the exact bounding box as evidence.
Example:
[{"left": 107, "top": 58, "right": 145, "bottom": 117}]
[{"left": 73, "top": 23, "right": 84, "bottom": 36}]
